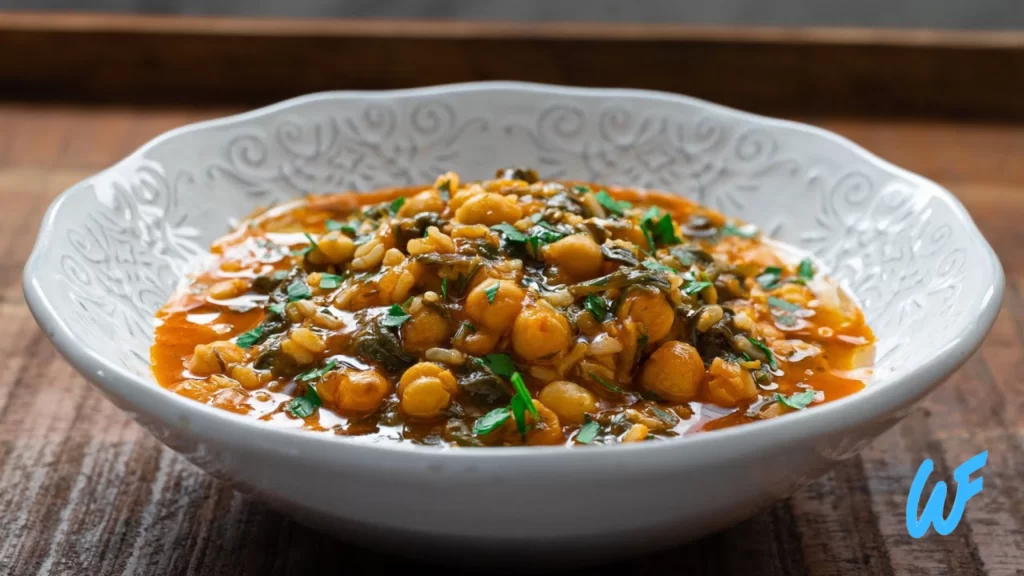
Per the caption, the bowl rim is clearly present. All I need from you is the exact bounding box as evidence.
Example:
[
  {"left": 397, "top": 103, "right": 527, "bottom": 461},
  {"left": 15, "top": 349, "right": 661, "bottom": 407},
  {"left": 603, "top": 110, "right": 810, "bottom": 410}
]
[{"left": 22, "top": 81, "right": 1005, "bottom": 467}]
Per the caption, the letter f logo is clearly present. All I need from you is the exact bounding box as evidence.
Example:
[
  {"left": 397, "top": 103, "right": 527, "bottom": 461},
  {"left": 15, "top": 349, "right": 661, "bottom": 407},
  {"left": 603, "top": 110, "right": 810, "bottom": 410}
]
[{"left": 906, "top": 450, "right": 988, "bottom": 538}]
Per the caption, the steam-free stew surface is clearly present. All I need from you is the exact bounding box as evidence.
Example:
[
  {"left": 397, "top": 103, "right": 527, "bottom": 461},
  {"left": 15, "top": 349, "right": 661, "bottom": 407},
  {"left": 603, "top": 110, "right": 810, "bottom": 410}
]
[{"left": 152, "top": 168, "right": 874, "bottom": 447}]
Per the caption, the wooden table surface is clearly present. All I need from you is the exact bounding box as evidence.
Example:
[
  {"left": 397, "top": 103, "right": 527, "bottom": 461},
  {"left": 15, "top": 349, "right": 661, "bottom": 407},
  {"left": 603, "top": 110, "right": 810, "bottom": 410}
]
[{"left": 1, "top": 104, "right": 1022, "bottom": 575}]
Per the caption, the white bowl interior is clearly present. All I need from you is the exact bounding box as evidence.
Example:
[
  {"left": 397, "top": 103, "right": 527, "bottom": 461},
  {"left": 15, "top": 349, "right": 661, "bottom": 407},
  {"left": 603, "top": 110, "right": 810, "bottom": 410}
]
[{"left": 29, "top": 83, "right": 998, "bottom": 401}]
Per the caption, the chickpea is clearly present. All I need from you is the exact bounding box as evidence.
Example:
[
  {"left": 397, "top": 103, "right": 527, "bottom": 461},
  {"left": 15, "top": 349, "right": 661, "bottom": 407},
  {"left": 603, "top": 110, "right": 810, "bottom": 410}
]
[
  {"left": 320, "top": 368, "right": 390, "bottom": 413},
  {"left": 454, "top": 327, "right": 500, "bottom": 356},
  {"left": 399, "top": 362, "right": 458, "bottom": 395},
  {"left": 454, "top": 192, "right": 523, "bottom": 226},
  {"left": 618, "top": 289, "right": 674, "bottom": 341},
  {"left": 401, "top": 307, "right": 452, "bottom": 353},
  {"left": 640, "top": 341, "right": 704, "bottom": 402},
  {"left": 538, "top": 381, "right": 596, "bottom": 425},
  {"left": 511, "top": 304, "right": 571, "bottom": 361},
  {"left": 502, "top": 400, "right": 564, "bottom": 446},
  {"left": 400, "top": 376, "right": 452, "bottom": 419},
  {"left": 188, "top": 341, "right": 246, "bottom": 376},
  {"left": 465, "top": 279, "right": 525, "bottom": 333},
  {"left": 338, "top": 370, "right": 390, "bottom": 413},
  {"left": 706, "top": 357, "right": 758, "bottom": 407},
  {"left": 308, "top": 231, "right": 355, "bottom": 265},
  {"left": 398, "top": 189, "right": 445, "bottom": 217},
  {"left": 541, "top": 234, "right": 603, "bottom": 280}
]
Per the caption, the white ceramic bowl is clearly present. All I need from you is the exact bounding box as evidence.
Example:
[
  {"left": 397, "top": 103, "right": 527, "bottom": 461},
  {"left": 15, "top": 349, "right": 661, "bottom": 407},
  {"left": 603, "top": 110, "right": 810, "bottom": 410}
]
[{"left": 23, "top": 82, "right": 1003, "bottom": 566}]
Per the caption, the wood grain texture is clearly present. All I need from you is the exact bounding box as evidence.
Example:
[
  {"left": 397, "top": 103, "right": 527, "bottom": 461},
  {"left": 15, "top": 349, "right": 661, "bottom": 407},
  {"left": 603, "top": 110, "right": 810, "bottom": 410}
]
[
  {"left": 0, "top": 105, "right": 1022, "bottom": 575},
  {"left": 1, "top": 13, "right": 1024, "bottom": 120}
]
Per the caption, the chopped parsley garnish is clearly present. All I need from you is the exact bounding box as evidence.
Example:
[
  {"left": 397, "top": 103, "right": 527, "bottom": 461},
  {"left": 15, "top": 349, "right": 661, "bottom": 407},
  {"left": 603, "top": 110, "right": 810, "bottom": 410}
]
[
  {"left": 287, "top": 383, "right": 322, "bottom": 418},
  {"left": 584, "top": 295, "right": 608, "bottom": 321},
  {"left": 756, "top": 266, "right": 783, "bottom": 289},
  {"left": 641, "top": 226, "right": 656, "bottom": 253},
  {"left": 532, "top": 221, "right": 566, "bottom": 243},
  {"left": 767, "top": 296, "right": 801, "bottom": 312},
  {"left": 484, "top": 282, "right": 500, "bottom": 304},
  {"left": 382, "top": 304, "right": 411, "bottom": 327},
  {"left": 473, "top": 370, "right": 537, "bottom": 440},
  {"left": 493, "top": 222, "right": 563, "bottom": 258},
  {"left": 746, "top": 336, "right": 777, "bottom": 369},
  {"left": 510, "top": 394, "right": 530, "bottom": 439},
  {"left": 325, "top": 219, "right": 357, "bottom": 235},
  {"left": 511, "top": 372, "right": 540, "bottom": 420},
  {"left": 291, "top": 233, "right": 319, "bottom": 256},
  {"left": 720, "top": 223, "right": 758, "bottom": 238},
  {"left": 478, "top": 353, "right": 516, "bottom": 378},
  {"left": 576, "top": 419, "right": 601, "bottom": 444},
  {"left": 491, "top": 223, "right": 527, "bottom": 242},
  {"left": 641, "top": 207, "right": 680, "bottom": 247},
  {"left": 440, "top": 277, "right": 448, "bottom": 300},
  {"left": 319, "top": 273, "right": 345, "bottom": 290},
  {"left": 286, "top": 279, "right": 311, "bottom": 302},
  {"left": 271, "top": 270, "right": 289, "bottom": 282},
  {"left": 235, "top": 326, "right": 263, "bottom": 348},
  {"left": 437, "top": 180, "right": 451, "bottom": 201},
  {"left": 571, "top": 185, "right": 591, "bottom": 195},
  {"left": 588, "top": 370, "right": 623, "bottom": 394},
  {"left": 683, "top": 280, "right": 713, "bottom": 296},
  {"left": 297, "top": 359, "right": 338, "bottom": 383},
  {"left": 776, "top": 389, "right": 816, "bottom": 410},
  {"left": 473, "top": 407, "right": 511, "bottom": 435},
  {"left": 642, "top": 259, "right": 677, "bottom": 274},
  {"left": 798, "top": 258, "right": 815, "bottom": 281},
  {"left": 594, "top": 190, "right": 631, "bottom": 216},
  {"left": 389, "top": 196, "right": 406, "bottom": 214},
  {"left": 268, "top": 302, "right": 286, "bottom": 316}
]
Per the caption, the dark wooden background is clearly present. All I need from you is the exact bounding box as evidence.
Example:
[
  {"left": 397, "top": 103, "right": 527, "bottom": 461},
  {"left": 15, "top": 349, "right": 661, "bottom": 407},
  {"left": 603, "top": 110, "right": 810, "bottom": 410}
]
[{"left": 1, "top": 14, "right": 1023, "bottom": 576}]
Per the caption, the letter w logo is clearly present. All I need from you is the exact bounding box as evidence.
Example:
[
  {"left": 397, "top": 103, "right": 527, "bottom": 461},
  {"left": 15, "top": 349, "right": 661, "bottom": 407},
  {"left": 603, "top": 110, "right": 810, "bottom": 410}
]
[{"left": 906, "top": 450, "right": 988, "bottom": 538}]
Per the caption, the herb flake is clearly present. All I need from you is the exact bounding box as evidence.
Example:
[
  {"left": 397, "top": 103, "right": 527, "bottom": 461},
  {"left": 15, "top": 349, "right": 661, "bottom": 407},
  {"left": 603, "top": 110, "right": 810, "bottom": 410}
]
[
  {"left": 594, "top": 190, "right": 630, "bottom": 216},
  {"left": 683, "top": 280, "right": 713, "bottom": 296},
  {"left": 479, "top": 353, "right": 516, "bottom": 379},
  {"left": 389, "top": 196, "right": 406, "bottom": 214},
  {"left": 777, "top": 389, "right": 816, "bottom": 410},
  {"left": 588, "top": 370, "right": 623, "bottom": 394},
  {"left": 298, "top": 359, "right": 338, "bottom": 383},
  {"left": 584, "top": 295, "right": 608, "bottom": 322},
  {"left": 798, "top": 258, "right": 815, "bottom": 281},
  {"left": 473, "top": 407, "right": 511, "bottom": 435},
  {"left": 326, "top": 220, "right": 357, "bottom": 235},
  {"left": 746, "top": 336, "right": 777, "bottom": 369},
  {"left": 235, "top": 326, "right": 263, "bottom": 348},
  {"left": 286, "top": 279, "right": 311, "bottom": 302},
  {"left": 757, "top": 266, "right": 783, "bottom": 289},
  {"left": 484, "top": 282, "right": 500, "bottom": 305},
  {"left": 767, "top": 296, "right": 801, "bottom": 312},
  {"left": 382, "top": 304, "right": 411, "bottom": 327},
  {"left": 492, "top": 223, "right": 527, "bottom": 243},
  {"left": 287, "top": 383, "right": 322, "bottom": 418},
  {"left": 576, "top": 420, "right": 601, "bottom": 444},
  {"left": 319, "top": 273, "right": 345, "bottom": 290}
]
